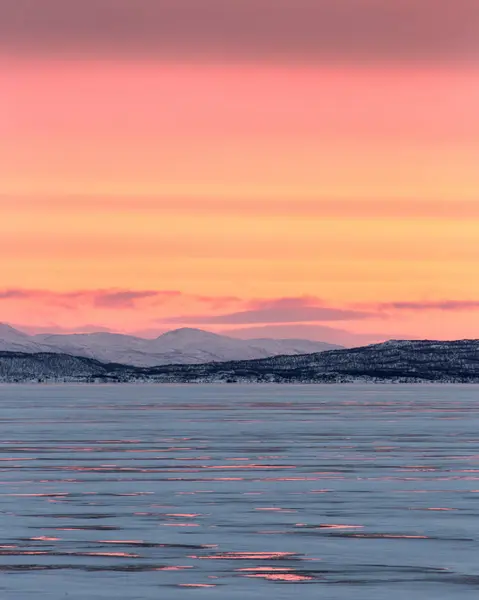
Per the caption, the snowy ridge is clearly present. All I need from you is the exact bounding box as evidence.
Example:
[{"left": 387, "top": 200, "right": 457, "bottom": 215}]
[
  {"left": 0, "top": 324, "right": 340, "bottom": 366},
  {"left": 1, "top": 339, "right": 478, "bottom": 383}
]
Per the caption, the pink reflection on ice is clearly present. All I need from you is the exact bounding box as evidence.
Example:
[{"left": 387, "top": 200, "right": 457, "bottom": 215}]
[
  {"left": 202, "top": 464, "right": 295, "bottom": 470},
  {"left": 155, "top": 566, "right": 193, "bottom": 571},
  {"left": 191, "top": 551, "right": 298, "bottom": 560},
  {"left": 296, "top": 523, "right": 363, "bottom": 529},
  {"left": 238, "top": 567, "right": 292, "bottom": 572},
  {"left": 166, "top": 513, "right": 201, "bottom": 517},
  {"left": 82, "top": 552, "right": 140, "bottom": 557},
  {"left": 98, "top": 540, "right": 144, "bottom": 544},
  {"left": 244, "top": 572, "right": 314, "bottom": 581}
]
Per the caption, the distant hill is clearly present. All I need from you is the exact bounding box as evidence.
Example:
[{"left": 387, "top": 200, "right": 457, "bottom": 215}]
[
  {"left": 1, "top": 339, "right": 478, "bottom": 383},
  {"left": 0, "top": 324, "right": 341, "bottom": 366},
  {"left": 0, "top": 323, "right": 51, "bottom": 354}
]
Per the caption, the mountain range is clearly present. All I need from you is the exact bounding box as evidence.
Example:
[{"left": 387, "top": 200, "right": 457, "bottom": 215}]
[
  {"left": 1, "top": 339, "right": 478, "bottom": 384},
  {"left": 0, "top": 323, "right": 340, "bottom": 366}
]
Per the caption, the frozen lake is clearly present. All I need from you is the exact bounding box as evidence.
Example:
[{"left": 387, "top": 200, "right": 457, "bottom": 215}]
[{"left": 0, "top": 384, "right": 479, "bottom": 599}]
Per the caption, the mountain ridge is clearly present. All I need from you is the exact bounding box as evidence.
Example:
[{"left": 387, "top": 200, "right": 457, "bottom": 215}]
[
  {"left": 0, "top": 324, "right": 341, "bottom": 366},
  {"left": 1, "top": 339, "right": 478, "bottom": 383}
]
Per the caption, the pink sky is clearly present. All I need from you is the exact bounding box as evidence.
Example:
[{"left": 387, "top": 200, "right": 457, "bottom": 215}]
[{"left": 1, "top": 1, "right": 479, "bottom": 345}]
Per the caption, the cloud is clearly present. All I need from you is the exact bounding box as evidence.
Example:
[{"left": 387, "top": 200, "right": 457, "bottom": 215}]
[
  {"left": 378, "top": 300, "right": 479, "bottom": 311},
  {"left": 92, "top": 290, "right": 179, "bottom": 308},
  {"left": 0, "top": 288, "right": 244, "bottom": 314},
  {"left": 162, "top": 295, "right": 479, "bottom": 327},
  {"left": 246, "top": 296, "right": 323, "bottom": 310},
  {"left": 0, "top": 288, "right": 182, "bottom": 309},
  {"left": 0, "top": 289, "right": 32, "bottom": 299},
  {"left": 5, "top": 289, "right": 479, "bottom": 318},
  {"left": 221, "top": 324, "right": 403, "bottom": 347},
  {"left": 164, "top": 296, "right": 376, "bottom": 324},
  {"left": 1, "top": 0, "right": 477, "bottom": 65}
]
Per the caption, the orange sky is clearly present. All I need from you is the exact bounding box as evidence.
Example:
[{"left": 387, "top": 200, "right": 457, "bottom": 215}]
[{"left": 1, "top": 1, "right": 479, "bottom": 345}]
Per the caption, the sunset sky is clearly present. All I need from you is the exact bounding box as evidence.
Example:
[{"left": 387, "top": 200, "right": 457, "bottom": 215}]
[{"left": 1, "top": 0, "right": 479, "bottom": 345}]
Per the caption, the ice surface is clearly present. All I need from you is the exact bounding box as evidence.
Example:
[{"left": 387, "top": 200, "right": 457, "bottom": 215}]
[{"left": 0, "top": 384, "right": 478, "bottom": 599}]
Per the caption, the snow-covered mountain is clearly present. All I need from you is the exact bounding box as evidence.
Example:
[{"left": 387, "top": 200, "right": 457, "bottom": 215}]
[
  {"left": 0, "top": 323, "right": 53, "bottom": 354},
  {"left": 1, "top": 339, "right": 478, "bottom": 383},
  {"left": 0, "top": 324, "right": 341, "bottom": 366}
]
